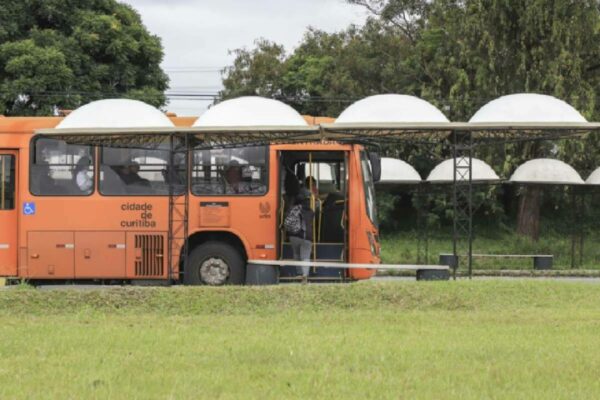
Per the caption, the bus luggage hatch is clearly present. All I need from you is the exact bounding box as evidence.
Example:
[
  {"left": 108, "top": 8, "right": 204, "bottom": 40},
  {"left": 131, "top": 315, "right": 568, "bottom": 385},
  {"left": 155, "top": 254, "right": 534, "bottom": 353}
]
[
  {"left": 75, "top": 232, "right": 126, "bottom": 279},
  {"left": 27, "top": 231, "right": 75, "bottom": 278}
]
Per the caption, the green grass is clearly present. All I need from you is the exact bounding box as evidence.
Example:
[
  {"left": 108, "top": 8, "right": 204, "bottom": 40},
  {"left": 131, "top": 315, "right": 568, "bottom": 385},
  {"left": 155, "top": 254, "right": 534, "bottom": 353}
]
[
  {"left": 1, "top": 281, "right": 600, "bottom": 399},
  {"left": 381, "top": 230, "right": 600, "bottom": 270}
]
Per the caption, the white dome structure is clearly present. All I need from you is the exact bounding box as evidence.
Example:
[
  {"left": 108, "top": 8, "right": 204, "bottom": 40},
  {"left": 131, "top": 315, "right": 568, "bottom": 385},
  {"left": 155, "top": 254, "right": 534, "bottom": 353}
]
[
  {"left": 56, "top": 99, "right": 174, "bottom": 128},
  {"left": 335, "top": 94, "right": 449, "bottom": 123},
  {"left": 193, "top": 96, "right": 308, "bottom": 127},
  {"left": 510, "top": 159, "right": 584, "bottom": 185},
  {"left": 470, "top": 93, "right": 586, "bottom": 123},
  {"left": 378, "top": 157, "right": 421, "bottom": 184},
  {"left": 427, "top": 158, "right": 500, "bottom": 183},
  {"left": 586, "top": 167, "right": 600, "bottom": 185}
]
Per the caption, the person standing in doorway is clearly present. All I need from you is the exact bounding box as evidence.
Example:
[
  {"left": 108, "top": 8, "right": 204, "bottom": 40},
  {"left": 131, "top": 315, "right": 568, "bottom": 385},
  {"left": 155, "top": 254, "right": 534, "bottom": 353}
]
[{"left": 285, "top": 189, "right": 314, "bottom": 284}]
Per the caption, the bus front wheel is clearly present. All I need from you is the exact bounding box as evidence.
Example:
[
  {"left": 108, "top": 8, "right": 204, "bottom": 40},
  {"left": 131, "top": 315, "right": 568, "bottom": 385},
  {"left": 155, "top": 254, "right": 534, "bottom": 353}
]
[{"left": 184, "top": 241, "right": 245, "bottom": 286}]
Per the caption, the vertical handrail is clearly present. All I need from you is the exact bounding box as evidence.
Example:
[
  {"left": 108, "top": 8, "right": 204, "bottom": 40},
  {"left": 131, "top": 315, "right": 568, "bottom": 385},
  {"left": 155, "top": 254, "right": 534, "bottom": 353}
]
[{"left": 308, "top": 153, "right": 317, "bottom": 267}]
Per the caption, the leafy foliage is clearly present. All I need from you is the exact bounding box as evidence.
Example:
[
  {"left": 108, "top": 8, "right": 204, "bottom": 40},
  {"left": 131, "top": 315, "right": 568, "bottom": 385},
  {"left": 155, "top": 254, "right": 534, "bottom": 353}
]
[
  {"left": 0, "top": 0, "right": 169, "bottom": 115},
  {"left": 220, "top": 0, "right": 600, "bottom": 236}
]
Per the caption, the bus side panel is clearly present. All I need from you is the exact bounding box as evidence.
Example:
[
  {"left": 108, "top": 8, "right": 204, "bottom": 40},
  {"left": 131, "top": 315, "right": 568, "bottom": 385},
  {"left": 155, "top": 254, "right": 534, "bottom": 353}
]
[{"left": 187, "top": 149, "right": 279, "bottom": 263}]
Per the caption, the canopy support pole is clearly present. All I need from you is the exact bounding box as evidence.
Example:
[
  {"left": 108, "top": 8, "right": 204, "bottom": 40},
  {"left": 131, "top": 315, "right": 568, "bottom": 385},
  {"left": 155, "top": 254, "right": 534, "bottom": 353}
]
[
  {"left": 452, "top": 130, "right": 474, "bottom": 279},
  {"left": 167, "top": 133, "right": 190, "bottom": 283},
  {"left": 416, "top": 182, "right": 430, "bottom": 265}
]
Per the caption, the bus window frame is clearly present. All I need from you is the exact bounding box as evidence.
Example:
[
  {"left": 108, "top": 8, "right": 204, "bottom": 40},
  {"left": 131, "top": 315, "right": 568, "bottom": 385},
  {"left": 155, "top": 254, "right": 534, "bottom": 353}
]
[
  {"left": 190, "top": 145, "right": 270, "bottom": 198},
  {"left": 0, "top": 154, "right": 16, "bottom": 210},
  {"left": 359, "top": 150, "right": 378, "bottom": 227},
  {"left": 98, "top": 145, "right": 189, "bottom": 197},
  {"left": 29, "top": 135, "right": 96, "bottom": 197}
]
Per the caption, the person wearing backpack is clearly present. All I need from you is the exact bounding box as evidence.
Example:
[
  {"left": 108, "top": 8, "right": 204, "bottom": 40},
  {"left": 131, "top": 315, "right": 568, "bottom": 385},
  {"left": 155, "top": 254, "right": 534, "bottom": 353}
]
[{"left": 284, "top": 189, "right": 314, "bottom": 283}]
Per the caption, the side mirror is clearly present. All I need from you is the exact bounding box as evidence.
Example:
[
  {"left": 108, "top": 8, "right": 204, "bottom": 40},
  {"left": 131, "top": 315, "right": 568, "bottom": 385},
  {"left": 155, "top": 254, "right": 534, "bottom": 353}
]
[{"left": 368, "top": 152, "right": 381, "bottom": 183}]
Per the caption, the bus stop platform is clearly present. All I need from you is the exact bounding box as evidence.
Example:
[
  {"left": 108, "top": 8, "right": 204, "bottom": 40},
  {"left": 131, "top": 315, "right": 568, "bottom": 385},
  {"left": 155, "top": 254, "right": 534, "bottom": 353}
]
[{"left": 246, "top": 260, "right": 450, "bottom": 284}]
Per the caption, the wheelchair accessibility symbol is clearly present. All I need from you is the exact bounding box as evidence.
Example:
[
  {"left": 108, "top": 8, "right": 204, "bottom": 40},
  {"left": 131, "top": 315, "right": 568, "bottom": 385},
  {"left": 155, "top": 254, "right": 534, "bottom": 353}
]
[{"left": 23, "top": 202, "right": 36, "bottom": 215}]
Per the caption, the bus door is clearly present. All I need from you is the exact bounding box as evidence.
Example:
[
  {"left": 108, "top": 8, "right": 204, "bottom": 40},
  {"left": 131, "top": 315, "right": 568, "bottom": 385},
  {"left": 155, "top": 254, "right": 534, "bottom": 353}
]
[
  {"left": 278, "top": 150, "right": 348, "bottom": 280},
  {"left": 0, "top": 151, "right": 17, "bottom": 276}
]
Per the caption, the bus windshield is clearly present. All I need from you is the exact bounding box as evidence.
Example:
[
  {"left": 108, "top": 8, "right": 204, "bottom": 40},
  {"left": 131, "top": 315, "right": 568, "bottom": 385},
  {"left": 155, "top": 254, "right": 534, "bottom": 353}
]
[{"left": 360, "top": 151, "right": 378, "bottom": 227}]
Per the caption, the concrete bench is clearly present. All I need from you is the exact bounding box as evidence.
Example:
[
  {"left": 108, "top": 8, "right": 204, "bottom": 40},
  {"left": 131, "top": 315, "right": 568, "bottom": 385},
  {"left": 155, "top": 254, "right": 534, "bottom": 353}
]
[{"left": 439, "top": 253, "right": 553, "bottom": 270}]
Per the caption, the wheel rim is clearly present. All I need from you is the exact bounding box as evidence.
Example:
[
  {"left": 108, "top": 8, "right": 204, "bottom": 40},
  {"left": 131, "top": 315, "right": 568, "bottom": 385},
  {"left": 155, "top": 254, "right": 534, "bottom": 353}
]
[{"left": 199, "top": 257, "right": 230, "bottom": 285}]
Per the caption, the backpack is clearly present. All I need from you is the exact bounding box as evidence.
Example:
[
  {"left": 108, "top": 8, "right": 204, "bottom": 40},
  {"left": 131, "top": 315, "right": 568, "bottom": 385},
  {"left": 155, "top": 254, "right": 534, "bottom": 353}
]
[{"left": 284, "top": 204, "right": 304, "bottom": 236}]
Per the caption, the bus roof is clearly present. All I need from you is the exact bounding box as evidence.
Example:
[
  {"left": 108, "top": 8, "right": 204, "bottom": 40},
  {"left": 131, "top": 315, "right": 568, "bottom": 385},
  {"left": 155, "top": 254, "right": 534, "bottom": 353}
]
[{"left": 0, "top": 117, "right": 62, "bottom": 134}]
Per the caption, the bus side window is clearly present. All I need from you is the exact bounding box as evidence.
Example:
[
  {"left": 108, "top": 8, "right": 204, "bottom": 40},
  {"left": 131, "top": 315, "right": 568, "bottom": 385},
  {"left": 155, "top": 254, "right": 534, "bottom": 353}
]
[
  {"left": 30, "top": 138, "right": 94, "bottom": 196},
  {"left": 0, "top": 155, "right": 15, "bottom": 209},
  {"left": 191, "top": 146, "right": 268, "bottom": 196},
  {"left": 100, "top": 144, "right": 186, "bottom": 196}
]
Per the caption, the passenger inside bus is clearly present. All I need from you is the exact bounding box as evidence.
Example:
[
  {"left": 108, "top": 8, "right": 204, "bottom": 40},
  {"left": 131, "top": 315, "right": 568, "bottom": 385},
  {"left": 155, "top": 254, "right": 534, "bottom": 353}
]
[
  {"left": 115, "top": 162, "right": 151, "bottom": 187},
  {"left": 223, "top": 161, "right": 265, "bottom": 194},
  {"left": 304, "top": 175, "right": 322, "bottom": 217},
  {"left": 31, "top": 161, "right": 59, "bottom": 195},
  {"left": 100, "top": 145, "right": 186, "bottom": 195},
  {"left": 305, "top": 176, "right": 318, "bottom": 197},
  {"left": 31, "top": 138, "right": 95, "bottom": 196},
  {"left": 73, "top": 156, "right": 93, "bottom": 193},
  {"left": 191, "top": 146, "right": 268, "bottom": 196}
]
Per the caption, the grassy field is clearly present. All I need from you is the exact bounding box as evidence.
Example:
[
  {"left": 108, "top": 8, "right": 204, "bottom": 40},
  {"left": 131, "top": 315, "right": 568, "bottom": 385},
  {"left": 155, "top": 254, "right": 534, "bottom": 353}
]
[
  {"left": 381, "top": 230, "right": 600, "bottom": 270},
  {"left": 1, "top": 281, "right": 600, "bottom": 399}
]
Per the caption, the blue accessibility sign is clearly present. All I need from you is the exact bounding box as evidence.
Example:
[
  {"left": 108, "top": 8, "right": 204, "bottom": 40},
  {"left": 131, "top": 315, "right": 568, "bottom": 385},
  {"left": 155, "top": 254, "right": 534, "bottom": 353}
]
[{"left": 23, "top": 202, "right": 36, "bottom": 215}]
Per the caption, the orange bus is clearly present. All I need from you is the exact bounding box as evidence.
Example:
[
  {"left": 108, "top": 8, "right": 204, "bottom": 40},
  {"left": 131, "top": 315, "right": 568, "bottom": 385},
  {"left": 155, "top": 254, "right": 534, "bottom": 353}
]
[{"left": 0, "top": 115, "right": 381, "bottom": 285}]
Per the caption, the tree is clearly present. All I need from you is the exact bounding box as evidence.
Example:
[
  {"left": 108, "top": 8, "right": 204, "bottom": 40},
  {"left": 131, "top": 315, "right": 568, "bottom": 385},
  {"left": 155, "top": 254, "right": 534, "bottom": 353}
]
[
  {"left": 353, "top": 0, "right": 600, "bottom": 240},
  {"left": 220, "top": 21, "right": 416, "bottom": 117},
  {"left": 0, "top": 0, "right": 169, "bottom": 115},
  {"left": 221, "top": 39, "right": 287, "bottom": 100}
]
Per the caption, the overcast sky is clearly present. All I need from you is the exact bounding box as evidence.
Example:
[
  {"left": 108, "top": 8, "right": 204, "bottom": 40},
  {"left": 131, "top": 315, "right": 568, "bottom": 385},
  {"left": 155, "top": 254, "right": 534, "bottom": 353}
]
[{"left": 120, "top": 0, "right": 368, "bottom": 116}]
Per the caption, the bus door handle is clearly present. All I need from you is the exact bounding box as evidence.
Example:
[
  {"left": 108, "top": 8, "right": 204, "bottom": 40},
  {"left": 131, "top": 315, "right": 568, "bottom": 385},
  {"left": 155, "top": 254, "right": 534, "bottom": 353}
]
[
  {"left": 84, "top": 249, "right": 91, "bottom": 259},
  {"left": 30, "top": 253, "right": 39, "bottom": 259}
]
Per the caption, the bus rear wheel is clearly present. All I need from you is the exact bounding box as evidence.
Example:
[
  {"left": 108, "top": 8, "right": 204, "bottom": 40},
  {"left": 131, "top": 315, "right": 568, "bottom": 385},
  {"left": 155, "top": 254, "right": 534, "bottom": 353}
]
[{"left": 184, "top": 241, "right": 245, "bottom": 286}]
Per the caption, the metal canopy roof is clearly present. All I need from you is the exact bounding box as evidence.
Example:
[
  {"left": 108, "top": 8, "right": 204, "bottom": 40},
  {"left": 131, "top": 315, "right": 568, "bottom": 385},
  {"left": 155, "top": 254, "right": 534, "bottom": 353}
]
[
  {"left": 321, "top": 122, "right": 600, "bottom": 145},
  {"left": 35, "top": 125, "right": 321, "bottom": 149},
  {"left": 34, "top": 121, "right": 600, "bottom": 149}
]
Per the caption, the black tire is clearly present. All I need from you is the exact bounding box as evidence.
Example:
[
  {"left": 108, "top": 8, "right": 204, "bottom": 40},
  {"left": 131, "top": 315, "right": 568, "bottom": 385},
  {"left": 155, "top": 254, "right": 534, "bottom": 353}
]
[{"left": 184, "top": 241, "right": 245, "bottom": 286}]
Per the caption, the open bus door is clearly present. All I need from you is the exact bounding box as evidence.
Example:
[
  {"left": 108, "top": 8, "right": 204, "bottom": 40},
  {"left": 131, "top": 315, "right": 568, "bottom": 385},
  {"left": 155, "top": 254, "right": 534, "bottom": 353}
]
[
  {"left": 0, "top": 151, "right": 17, "bottom": 277},
  {"left": 278, "top": 149, "right": 349, "bottom": 281}
]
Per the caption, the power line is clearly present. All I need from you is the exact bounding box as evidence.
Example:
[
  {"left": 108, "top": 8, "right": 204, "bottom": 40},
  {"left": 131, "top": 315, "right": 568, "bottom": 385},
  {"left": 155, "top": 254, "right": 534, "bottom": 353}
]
[
  {"left": 162, "top": 66, "right": 226, "bottom": 70},
  {"left": 0, "top": 90, "right": 592, "bottom": 107}
]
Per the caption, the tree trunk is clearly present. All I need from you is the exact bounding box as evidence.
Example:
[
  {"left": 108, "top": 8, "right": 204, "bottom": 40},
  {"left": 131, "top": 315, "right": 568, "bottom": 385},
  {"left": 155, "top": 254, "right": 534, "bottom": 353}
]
[{"left": 517, "top": 186, "right": 541, "bottom": 241}]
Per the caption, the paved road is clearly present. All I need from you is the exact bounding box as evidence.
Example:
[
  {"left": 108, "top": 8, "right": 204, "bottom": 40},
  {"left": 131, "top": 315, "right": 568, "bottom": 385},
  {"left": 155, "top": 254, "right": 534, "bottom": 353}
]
[
  {"left": 2, "top": 276, "right": 600, "bottom": 290},
  {"left": 371, "top": 276, "right": 600, "bottom": 284}
]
